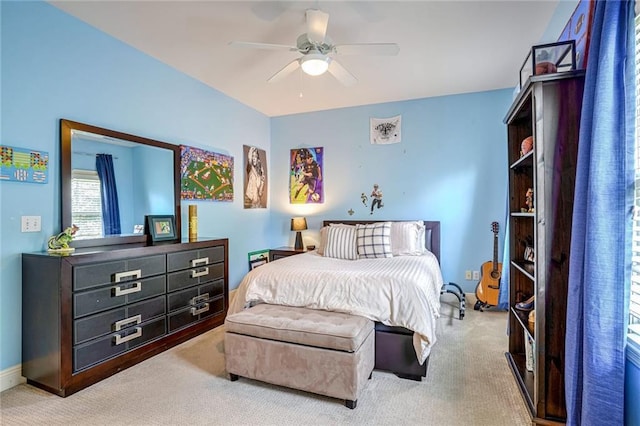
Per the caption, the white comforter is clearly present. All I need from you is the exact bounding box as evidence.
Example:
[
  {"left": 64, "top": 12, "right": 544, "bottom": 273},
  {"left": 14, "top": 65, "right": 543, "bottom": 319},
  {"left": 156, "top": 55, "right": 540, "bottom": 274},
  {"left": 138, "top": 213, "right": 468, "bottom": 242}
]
[{"left": 228, "top": 250, "right": 443, "bottom": 364}]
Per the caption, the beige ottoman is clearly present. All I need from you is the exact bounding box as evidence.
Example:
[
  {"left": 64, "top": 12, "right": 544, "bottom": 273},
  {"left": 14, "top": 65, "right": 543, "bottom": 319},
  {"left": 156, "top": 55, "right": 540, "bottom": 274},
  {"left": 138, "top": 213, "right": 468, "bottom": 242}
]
[{"left": 224, "top": 304, "right": 375, "bottom": 409}]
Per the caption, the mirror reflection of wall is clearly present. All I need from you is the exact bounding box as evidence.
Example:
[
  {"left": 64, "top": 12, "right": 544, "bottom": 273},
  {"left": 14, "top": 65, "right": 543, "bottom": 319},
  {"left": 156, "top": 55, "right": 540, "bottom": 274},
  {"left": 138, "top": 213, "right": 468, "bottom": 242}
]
[{"left": 71, "top": 134, "right": 174, "bottom": 240}]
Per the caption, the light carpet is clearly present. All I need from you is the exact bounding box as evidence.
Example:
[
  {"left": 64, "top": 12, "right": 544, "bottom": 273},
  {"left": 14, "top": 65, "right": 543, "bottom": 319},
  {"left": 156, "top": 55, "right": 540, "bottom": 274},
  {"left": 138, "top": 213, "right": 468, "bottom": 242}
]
[{"left": 0, "top": 294, "right": 530, "bottom": 425}]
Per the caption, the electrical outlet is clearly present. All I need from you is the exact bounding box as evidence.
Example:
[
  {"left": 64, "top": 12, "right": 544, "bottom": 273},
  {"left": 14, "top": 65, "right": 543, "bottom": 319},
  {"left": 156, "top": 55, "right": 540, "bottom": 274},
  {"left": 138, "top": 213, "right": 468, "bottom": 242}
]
[
  {"left": 472, "top": 270, "right": 480, "bottom": 280},
  {"left": 21, "top": 216, "right": 41, "bottom": 232},
  {"left": 465, "top": 270, "right": 472, "bottom": 280}
]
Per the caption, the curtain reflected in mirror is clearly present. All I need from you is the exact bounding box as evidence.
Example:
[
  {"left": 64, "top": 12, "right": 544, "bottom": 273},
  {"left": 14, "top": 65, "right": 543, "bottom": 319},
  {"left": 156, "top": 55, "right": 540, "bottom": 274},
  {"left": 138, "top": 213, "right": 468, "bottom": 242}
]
[{"left": 95, "top": 154, "right": 121, "bottom": 236}]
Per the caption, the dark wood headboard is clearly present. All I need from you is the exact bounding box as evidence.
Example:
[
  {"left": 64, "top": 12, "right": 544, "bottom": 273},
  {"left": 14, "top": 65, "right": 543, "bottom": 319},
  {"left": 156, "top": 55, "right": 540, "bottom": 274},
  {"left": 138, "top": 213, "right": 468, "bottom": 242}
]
[{"left": 322, "top": 220, "right": 441, "bottom": 264}]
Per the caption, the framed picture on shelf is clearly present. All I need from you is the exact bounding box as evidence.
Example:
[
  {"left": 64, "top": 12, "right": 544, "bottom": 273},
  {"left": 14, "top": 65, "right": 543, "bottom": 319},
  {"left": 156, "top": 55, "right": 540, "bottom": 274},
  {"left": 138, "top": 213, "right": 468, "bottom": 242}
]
[
  {"left": 250, "top": 258, "right": 268, "bottom": 270},
  {"left": 248, "top": 249, "right": 269, "bottom": 270},
  {"left": 145, "top": 215, "right": 178, "bottom": 244}
]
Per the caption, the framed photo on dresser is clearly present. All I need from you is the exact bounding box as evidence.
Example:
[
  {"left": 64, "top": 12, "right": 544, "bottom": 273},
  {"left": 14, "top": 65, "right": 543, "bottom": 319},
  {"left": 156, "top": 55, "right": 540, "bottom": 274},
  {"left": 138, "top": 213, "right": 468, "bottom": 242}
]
[{"left": 146, "top": 215, "right": 177, "bottom": 244}]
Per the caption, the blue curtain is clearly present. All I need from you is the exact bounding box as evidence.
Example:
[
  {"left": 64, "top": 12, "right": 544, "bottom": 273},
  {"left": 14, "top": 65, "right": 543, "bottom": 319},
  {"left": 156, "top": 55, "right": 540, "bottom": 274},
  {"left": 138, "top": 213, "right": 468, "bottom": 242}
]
[
  {"left": 96, "top": 154, "right": 122, "bottom": 235},
  {"left": 565, "top": 1, "right": 635, "bottom": 425}
]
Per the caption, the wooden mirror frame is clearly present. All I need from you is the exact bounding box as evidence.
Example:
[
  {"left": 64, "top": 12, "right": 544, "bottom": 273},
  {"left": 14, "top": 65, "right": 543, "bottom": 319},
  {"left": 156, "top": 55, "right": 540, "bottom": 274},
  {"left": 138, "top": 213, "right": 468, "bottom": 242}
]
[{"left": 60, "top": 119, "right": 181, "bottom": 248}]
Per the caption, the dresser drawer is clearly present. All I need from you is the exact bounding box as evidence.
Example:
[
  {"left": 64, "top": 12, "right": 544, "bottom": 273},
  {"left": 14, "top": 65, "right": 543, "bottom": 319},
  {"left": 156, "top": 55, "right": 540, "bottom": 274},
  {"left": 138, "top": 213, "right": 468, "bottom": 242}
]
[
  {"left": 166, "top": 263, "right": 224, "bottom": 293},
  {"left": 167, "top": 297, "right": 225, "bottom": 333},
  {"left": 167, "top": 279, "right": 224, "bottom": 313},
  {"left": 167, "top": 246, "right": 224, "bottom": 272},
  {"left": 74, "top": 255, "right": 166, "bottom": 291},
  {"left": 74, "top": 275, "right": 166, "bottom": 318},
  {"left": 73, "top": 316, "right": 166, "bottom": 372},
  {"left": 74, "top": 295, "right": 166, "bottom": 345}
]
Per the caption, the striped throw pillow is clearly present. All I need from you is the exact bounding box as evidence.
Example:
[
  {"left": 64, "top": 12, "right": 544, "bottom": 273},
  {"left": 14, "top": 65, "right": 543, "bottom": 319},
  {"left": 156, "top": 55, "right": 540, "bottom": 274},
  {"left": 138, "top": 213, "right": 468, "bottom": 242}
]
[
  {"left": 323, "top": 225, "right": 358, "bottom": 260},
  {"left": 356, "top": 222, "right": 393, "bottom": 259}
]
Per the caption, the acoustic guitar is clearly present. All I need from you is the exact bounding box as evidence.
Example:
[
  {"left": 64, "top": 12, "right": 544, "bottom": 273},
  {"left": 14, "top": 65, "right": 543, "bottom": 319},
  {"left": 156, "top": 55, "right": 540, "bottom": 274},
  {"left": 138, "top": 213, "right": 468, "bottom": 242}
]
[{"left": 474, "top": 222, "right": 502, "bottom": 310}]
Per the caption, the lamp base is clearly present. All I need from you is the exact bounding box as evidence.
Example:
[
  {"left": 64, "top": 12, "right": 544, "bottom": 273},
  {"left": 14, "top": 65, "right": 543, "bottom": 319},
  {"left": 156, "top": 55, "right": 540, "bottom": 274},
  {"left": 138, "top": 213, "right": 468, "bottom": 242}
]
[{"left": 294, "top": 231, "right": 303, "bottom": 250}]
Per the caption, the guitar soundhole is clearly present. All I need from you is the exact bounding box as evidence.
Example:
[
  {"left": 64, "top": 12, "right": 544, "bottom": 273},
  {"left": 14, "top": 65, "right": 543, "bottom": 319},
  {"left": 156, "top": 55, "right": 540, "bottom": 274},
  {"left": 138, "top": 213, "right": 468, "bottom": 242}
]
[{"left": 491, "top": 271, "right": 500, "bottom": 279}]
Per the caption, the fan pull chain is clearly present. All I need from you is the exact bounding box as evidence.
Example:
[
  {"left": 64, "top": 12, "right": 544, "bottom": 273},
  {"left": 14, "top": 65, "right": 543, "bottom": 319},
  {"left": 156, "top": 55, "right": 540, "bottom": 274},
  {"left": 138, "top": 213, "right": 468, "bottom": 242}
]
[{"left": 298, "top": 68, "right": 304, "bottom": 99}]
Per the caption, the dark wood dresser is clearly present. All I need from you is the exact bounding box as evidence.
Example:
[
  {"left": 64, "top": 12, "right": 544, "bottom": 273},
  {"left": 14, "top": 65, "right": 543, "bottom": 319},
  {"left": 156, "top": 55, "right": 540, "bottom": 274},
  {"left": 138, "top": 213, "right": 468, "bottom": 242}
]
[{"left": 22, "top": 238, "right": 228, "bottom": 396}]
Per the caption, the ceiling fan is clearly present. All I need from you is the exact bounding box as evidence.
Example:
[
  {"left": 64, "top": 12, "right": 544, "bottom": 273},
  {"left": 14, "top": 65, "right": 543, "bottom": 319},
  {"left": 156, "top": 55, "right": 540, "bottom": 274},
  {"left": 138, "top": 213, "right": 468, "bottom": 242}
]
[{"left": 229, "top": 9, "right": 399, "bottom": 86}]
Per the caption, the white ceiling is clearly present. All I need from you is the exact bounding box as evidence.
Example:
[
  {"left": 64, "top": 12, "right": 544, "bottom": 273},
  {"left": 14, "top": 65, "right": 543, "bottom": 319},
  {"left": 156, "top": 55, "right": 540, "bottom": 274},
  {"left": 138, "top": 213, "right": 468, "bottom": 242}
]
[{"left": 50, "top": 1, "right": 561, "bottom": 117}]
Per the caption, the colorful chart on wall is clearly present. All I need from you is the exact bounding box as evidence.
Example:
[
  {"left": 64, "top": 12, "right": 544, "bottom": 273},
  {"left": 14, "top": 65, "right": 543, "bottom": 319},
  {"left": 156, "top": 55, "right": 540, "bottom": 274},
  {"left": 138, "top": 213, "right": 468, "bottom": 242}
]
[
  {"left": 0, "top": 145, "right": 49, "bottom": 184},
  {"left": 180, "top": 145, "right": 234, "bottom": 201},
  {"left": 290, "top": 147, "right": 323, "bottom": 204}
]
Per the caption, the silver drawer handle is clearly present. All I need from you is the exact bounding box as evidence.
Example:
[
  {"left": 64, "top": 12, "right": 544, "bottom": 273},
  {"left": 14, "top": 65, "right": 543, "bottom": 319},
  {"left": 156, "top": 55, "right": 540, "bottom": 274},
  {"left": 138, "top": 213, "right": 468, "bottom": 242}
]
[
  {"left": 114, "top": 314, "right": 142, "bottom": 331},
  {"left": 191, "top": 294, "right": 209, "bottom": 305},
  {"left": 114, "top": 327, "right": 142, "bottom": 345},
  {"left": 113, "top": 281, "right": 142, "bottom": 297},
  {"left": 190, "top": 257, "right": 209, "bottom": 268},
  {"left": 191, "top": 267, "right": 209, "bottom": 278},
  {"left": 191, "top": 303, "right": 209, "bottom": 316},
  {"left": 114, "top": 269, "right": 142, "bottom": 283}
]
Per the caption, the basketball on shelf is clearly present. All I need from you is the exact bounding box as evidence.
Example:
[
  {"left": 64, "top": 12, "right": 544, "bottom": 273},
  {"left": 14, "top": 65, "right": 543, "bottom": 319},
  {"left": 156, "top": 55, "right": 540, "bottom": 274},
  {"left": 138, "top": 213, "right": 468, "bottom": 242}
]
[
  {"left": 521, "top": 136, "right": 534, "bottom": 157},
  {"left": 535, "top": 61, "right": 557, "bottom": 75}
]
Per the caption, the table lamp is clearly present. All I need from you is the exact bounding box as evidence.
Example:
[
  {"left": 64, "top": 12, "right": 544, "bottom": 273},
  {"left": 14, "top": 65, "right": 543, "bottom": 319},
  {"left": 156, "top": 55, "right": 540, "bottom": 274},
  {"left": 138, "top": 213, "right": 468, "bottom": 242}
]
[{"left": 291, "top": 217, "right": 307, "bottom": 250}]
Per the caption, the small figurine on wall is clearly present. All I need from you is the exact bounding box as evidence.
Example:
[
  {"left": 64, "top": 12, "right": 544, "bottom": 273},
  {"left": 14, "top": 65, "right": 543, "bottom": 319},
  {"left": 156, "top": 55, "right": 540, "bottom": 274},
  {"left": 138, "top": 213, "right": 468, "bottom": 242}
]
[
  {"left": 47, "top": 225, "right": 79, "bottom": 253},
  {"left": 360, "top": 192, "right": 368, "bottom": 207},
  {"left": 520, "top": 136, "right": 534, "bottom": 157},
  {"left": 525, "top": 188, "right": 534, "bottom": 212},
  {"left": 370, "top": 184, "right": 384, "bottom": 215}
]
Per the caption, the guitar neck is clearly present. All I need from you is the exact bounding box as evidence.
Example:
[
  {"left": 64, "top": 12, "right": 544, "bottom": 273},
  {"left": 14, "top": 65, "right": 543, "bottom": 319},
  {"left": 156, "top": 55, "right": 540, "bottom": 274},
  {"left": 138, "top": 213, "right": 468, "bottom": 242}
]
[{"left": 492, "top": 234, "right": 498, "bottom": 272}]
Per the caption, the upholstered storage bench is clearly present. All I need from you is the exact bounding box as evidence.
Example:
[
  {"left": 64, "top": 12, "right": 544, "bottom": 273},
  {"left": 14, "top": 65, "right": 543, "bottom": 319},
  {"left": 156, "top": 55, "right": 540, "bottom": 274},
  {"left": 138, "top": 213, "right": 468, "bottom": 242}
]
[{"left": 224, "top": 304, "right": 375, "bottom": 409}]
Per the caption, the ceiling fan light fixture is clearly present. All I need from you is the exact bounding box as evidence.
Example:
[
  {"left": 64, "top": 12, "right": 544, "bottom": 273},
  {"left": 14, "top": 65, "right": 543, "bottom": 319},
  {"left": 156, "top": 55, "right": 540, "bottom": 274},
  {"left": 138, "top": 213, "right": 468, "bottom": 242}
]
[{"left": 300, "top": 53, "right": 330, "bottom": 76}]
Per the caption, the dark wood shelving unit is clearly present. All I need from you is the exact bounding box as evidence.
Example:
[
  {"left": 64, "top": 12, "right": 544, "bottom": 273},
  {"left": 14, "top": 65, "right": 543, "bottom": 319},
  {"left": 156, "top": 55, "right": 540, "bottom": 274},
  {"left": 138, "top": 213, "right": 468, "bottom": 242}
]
[{"left": 504, "top": 71, "right": 585, "bottom": 424}]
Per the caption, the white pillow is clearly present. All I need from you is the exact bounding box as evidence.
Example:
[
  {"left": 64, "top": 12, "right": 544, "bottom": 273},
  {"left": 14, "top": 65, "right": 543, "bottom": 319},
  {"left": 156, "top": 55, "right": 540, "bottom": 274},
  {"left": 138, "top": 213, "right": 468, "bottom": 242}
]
[
  {"left": 323, "top": 225, "right": 358, "bottom": 260},
  {"left": 390, "top": 221, "right": 426, "bottom": 256},
  {"left": 319, "top": 224, "right": 355, "bottom": 256},
  {"left": 356, "top": 222, "right": 393, "bottom": 259}
]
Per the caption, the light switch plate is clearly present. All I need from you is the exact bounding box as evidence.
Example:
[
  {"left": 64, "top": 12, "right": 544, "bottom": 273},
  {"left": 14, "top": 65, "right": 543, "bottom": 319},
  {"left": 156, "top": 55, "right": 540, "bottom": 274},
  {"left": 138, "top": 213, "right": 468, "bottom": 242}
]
[{"left": 21, "top": 216, "right": 41, "bottom": 232}]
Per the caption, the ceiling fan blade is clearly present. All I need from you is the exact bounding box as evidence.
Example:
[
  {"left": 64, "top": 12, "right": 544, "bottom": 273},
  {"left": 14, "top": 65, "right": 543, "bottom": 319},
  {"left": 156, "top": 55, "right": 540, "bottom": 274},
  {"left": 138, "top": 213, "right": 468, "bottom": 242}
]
[
  {"left": 229, "top": 41, "right": 298, "bottom": 52},
  {"left": 334, "top": 43, "right": 400, "bottom": 56},
  {"left": 268, "top": 59, "right": 300, "bottom": 83},
  {"left": 306, "top": 9, "right": 329, "bottom": 44},
  {"left": 327, "top": 60, "right": 357, "bottom": 87}
]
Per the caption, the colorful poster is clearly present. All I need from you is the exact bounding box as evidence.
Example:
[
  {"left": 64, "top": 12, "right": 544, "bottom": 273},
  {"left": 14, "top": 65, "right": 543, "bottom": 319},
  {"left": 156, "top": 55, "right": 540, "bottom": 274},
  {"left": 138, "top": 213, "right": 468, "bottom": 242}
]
[
  {"left": 0, "top": 145, "right": 49, "bottom": 184},
  {"left": 243, "top": 145, "right": 267, "bottom": 209},
  {"left": 557, "top": 0, "right": 594, "bottom": 69},
  {"left": 180, "top": 145, "right": 234, "bottom": 201},
  {"left": 290, "top": 147, "right": 323, "bottom": 204}
]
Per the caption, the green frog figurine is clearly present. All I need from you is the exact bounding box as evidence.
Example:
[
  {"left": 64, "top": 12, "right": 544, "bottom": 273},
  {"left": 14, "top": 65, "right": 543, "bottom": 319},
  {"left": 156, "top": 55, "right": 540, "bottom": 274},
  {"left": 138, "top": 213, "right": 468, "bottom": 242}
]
[{"left": 48, "top": 225, "right": 79, "bottom": 252}]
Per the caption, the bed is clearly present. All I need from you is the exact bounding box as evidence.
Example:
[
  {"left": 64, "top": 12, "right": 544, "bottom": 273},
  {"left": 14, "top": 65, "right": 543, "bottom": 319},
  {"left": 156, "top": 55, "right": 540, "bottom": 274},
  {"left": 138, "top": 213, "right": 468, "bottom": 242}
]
[{"left": 227, "top": 220, "right": 443, "bottom": 380}]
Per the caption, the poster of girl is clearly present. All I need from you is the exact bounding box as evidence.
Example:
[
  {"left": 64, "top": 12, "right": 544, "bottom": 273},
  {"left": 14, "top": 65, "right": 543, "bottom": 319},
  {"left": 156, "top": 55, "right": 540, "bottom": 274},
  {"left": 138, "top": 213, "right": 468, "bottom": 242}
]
[{"left": 243, "top": 145, "right": 267, "bottom": 209}]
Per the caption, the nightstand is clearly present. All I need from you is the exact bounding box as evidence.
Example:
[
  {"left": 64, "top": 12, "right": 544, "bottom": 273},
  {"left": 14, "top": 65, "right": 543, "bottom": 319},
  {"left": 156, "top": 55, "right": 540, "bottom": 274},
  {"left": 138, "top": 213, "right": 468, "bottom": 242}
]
[{"left": 269, "top": 246, "right": 306, "bottom": 262}]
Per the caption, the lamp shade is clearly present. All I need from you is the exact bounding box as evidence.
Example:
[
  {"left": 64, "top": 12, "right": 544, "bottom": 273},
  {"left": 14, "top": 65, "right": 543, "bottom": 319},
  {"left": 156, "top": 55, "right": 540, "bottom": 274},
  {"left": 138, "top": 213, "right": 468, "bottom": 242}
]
[
  {"left": 300, "top": 53, "right": 330, "bottom": 76},
  {"left": 291, "top": 217, "right": 308, "bottom": 231}
]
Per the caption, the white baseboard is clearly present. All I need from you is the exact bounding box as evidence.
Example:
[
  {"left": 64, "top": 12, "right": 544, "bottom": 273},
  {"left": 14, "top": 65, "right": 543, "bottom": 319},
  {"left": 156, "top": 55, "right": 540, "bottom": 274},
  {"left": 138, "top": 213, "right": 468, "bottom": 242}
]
[{"left": 0, "top": 364, "right": 25, "bottom": 392}]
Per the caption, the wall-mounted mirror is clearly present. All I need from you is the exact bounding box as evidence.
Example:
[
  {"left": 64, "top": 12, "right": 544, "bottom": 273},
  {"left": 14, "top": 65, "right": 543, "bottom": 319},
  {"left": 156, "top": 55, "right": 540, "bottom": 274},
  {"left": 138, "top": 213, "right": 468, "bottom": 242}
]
[{"left": 60, "top": 119, "right": 181, "bottom": 247}]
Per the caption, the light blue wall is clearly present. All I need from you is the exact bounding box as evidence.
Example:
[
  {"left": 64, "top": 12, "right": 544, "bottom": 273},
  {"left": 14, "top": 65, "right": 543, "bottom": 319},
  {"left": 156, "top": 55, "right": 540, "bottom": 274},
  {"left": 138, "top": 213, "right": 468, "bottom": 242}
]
[
  {"left": 5, "top": 4, "right": 614, "bottom": 414},
  {"left": 1, "top": 1, "right": 270, "bottom": 370},
  {"left": 132, "top": 145, "right": 176, "bottom": 220},
  {"left": 270, "top": 91, "right": 512, "bottom": 291}
]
